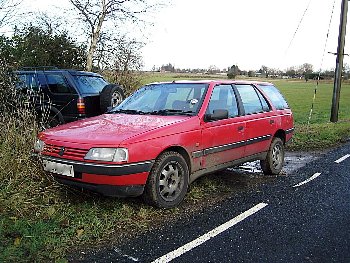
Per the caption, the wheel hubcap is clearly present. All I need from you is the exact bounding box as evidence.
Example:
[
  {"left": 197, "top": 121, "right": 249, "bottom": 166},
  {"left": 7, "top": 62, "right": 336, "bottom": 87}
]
[
  {"left": 159, "top": 161, "right": 183, "bottom": 202},
  {"left": 272, "top": 144, "right": 283, "bottom": 169},
  {"left": 111, "top": 91, "right": 122, "bottom": 107}
]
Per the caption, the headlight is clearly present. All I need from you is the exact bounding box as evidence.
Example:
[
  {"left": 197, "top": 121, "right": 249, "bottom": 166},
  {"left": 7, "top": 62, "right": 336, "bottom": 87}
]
[
  {"left": 34, "top": 139, "right": 45, "bottom": 153},
  {"left": 85, "top": 148, "right": 128, "bottom": 162}
]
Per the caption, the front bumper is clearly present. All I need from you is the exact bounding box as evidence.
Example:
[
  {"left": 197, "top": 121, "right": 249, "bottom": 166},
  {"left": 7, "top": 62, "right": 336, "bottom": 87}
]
[{"left": 41, "top": 155, "right": 154, "bottom": 197}]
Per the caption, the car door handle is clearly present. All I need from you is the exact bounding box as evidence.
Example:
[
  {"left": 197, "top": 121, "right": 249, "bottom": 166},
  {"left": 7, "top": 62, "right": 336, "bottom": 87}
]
[
  {"left": 270, "top": 120, "right": 275, "bottom": 124},
  {"left": 238, "top": 126, "right": 244, "bottom": 131}
]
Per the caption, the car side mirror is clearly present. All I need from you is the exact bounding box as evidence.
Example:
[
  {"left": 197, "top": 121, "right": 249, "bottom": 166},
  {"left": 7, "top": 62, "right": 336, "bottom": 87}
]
[{"left": 205, "top": 109, "right": 229, "bottom": 121}]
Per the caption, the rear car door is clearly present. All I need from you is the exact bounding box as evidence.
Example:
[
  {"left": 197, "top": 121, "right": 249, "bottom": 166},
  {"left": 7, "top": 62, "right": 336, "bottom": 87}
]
[
  {"left": 235, "top": 84, "right": 276, "bottom": 158},
  {"left": 201, "top": 84, "right": 246, "bottom": 168}
]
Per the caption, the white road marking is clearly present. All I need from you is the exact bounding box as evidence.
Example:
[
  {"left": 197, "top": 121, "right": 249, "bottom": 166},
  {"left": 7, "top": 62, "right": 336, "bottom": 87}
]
[
  {"left": 293, "top": 173, "right": 322, "bottom": 188},
  {"left": 151, "top": 203, "right": 268, "bottom": 263},
  {"left": 334, "top": 154, "right": 350, "bottom": 164},
  {"left": 114, "top": 248, "right": 139, "bottom": 262}
]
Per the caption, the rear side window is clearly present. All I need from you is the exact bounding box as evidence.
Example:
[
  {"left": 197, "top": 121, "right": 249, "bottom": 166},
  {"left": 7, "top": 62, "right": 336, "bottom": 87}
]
[
  {"left": 46, "top": 74, "right": 72, "bottom": 94},
  {"left": 259, "top": 85, "right": 289, "bottom": 110},
  {"left": 236, "top": 85, "right": 264, "bottom": 115},
  {"left": 75, "top": 75, "right": 108, "bottom": 94}
]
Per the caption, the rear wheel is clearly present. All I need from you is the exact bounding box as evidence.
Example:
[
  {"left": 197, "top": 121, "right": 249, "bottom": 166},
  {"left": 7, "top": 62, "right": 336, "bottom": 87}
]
[
  {"left": 143, "top": 151, "right": 189, "bottom": 208},
  {"left": 36, "top": 107, "right": 64, "bottom": 130},
  {"left": 260, "top": 137, "right": 284, "bottom": 175}
]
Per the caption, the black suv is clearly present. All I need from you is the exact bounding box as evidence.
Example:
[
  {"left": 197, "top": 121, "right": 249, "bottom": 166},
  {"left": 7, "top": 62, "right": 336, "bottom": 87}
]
[{"left": 16, "top": 67, "right": 124, "bottom": 127}]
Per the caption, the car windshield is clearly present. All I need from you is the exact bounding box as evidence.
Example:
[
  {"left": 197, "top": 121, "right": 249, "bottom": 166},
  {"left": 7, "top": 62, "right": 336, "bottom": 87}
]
[
  {"left": 74, "top": 75, "right": 109, "bottom": 94},
  {"left": 110, "top": 83, "right": 208, "bottom": 116}
]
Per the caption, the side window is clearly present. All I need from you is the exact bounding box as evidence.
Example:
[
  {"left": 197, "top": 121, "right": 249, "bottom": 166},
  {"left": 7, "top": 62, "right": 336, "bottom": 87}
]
[
  {"left": 17, "top": 74, "right": 27, "bottom": 89},
  {"left": 256, "top": 90, "right": 270, "bottom": 111},
  {"left": 258, "top": 85, "right": 289, "bottom": 110},
  {"left": 207, "top": 85, "right": 238, "bottom": 118},
  {"left": 236, "top": 85, "right": 264, "bottom": 115},
  {"left": 46, "top": 74, "right": 71, "bottom": 94},
  {"left": 17, "top": 74, "right": 40, "bottom": 91},
  {"left": 28, "top": 75, "right": 39, "bottom": 91}
]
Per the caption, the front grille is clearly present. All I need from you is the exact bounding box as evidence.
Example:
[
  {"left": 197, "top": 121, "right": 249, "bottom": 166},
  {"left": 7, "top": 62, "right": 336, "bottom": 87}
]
[{"left": 43, "top": 143, "right": 88, "bottom": 160}]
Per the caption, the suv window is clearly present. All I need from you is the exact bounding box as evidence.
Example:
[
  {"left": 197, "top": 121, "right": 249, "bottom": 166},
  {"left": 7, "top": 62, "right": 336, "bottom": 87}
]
[
  {"left": 17, "top": 74, "right": 40, "bottom": 91},
  {"left": 259, "top": 85, "right": 289, "bottom": 110},
  {"left": 207, "top": 85, "right": 238, "bottom": 117},
  {"left": 75, "top": 75, "right": 109, "bottom": 94},
  {"left": 236, "top": 85, "right": 264, "bottom": 115},
  {"left": 46, "top": 74, "right": 72, "bottom": 94}
]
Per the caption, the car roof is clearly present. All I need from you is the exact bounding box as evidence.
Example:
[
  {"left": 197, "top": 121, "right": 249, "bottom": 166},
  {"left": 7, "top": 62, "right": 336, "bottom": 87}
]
[
  {"left": 15, "top": 69, "right": 103, "bottom": 77},
  {"left": 147, "top": 80, "right": 274, "bottom": 86}
]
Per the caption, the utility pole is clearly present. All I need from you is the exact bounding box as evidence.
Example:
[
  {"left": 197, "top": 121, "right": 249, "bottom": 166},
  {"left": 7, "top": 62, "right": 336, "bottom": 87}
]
[{"left": 331, "top": 0, "right": 348, "bottom": 123}]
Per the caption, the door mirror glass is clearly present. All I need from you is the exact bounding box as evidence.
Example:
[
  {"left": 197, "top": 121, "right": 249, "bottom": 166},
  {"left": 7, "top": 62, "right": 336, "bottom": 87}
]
[{"left": 205, "top": 109, "right": 229, "bottom": 121}]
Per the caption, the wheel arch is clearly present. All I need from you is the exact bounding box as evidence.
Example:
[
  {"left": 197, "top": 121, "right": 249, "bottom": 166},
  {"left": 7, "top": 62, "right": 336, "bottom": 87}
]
[
  {"left": 35, "top": 104, "right": 65, "bottom": 124},
  {"left": 273, "top": 129, "right": 286, "bottom": 144},
  {"left": 158, "top": 146, "right": 192, "bottom": 173}
]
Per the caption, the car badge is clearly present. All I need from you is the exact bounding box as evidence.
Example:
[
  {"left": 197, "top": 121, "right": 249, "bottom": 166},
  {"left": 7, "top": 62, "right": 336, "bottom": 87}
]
[{"left": 58, "top": 147, "right": 65, "bottom": 156}]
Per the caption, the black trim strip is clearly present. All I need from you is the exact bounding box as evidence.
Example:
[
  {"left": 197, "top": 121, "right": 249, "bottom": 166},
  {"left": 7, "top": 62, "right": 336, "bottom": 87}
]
[
  {"left": 286, "top": 128, "right": 295, "bottom": 134},
  {"left": 204, "top": 140, "right": 246, "bottom": 155},
  {"left": 192, "top": 150, "right": 204, "bottom": 158},
  {"left": 246, "top": 135, "right": 272, "bottom": 145},
  {"left": 42, "top": 156, "right": 154, "bottom": 176},
  {"left": 192, "top": 135, "right": 272, "bottom": 158}
]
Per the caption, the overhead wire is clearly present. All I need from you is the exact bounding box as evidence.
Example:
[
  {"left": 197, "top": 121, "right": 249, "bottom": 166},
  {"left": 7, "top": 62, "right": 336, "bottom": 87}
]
[
  {"left": 285, "top": 0, "right": 313, "bottom": 55},
  {"left": 307, "top": 0, "right": 336, "bottom": 127}
]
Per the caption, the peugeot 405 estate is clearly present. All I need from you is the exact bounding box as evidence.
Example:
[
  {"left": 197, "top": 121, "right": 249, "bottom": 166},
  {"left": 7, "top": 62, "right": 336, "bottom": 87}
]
[{"left": 34, "top": 80, "right": 294, "bottom": 208}]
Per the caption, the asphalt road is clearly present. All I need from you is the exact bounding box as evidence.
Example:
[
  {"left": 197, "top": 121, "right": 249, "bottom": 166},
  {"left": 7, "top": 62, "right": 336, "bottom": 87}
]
[{"left": 73, "top": 141, "right": 350, "bottom": 263}]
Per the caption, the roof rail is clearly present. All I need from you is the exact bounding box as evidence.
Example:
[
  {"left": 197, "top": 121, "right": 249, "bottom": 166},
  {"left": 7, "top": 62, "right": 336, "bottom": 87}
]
[{"left": 19, "top": 66, "right": 59, "bottom": 71}]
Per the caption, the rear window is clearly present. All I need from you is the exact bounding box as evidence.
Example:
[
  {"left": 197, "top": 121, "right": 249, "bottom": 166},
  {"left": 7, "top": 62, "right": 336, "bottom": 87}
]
[
  {"left": 259, "top": 85, "right": 289, "bottom": 110},
  {"left": 75, "top": 75, "right": 108, "bottom": 94}
]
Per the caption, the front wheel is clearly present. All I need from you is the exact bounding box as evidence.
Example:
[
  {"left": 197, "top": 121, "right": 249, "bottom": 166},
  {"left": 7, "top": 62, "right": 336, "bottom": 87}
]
[
  {"left": 260, "top": 137, "right": 285, "bottom": 175},
  {"left": 143, "top": 151, "right": 189, "bottom": 208}
]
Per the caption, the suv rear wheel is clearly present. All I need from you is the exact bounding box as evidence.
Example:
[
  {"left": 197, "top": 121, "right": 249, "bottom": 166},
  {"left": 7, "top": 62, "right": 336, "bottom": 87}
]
[
  {"left": 36, "top": 106, "right": 64, "bottom": 130},
  {"left": 260, "top": 137, "right": 284, "bottom": 175},
  {"left": 100, "top": 84, "right": 125, "bottom": 112},
  {"left": 143, "top": 151, "right": 189, "bottom": 208}
]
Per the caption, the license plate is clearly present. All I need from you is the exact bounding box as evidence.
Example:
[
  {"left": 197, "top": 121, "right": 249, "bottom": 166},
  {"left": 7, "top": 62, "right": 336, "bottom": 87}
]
[{"left": 43, "top": 160, "right": 74, "bottom": 177}]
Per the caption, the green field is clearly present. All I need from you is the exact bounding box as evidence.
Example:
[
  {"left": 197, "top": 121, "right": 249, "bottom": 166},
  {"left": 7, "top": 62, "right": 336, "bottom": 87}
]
[{"left": 1, "top": 73, "right": 349, "bottom": 262}]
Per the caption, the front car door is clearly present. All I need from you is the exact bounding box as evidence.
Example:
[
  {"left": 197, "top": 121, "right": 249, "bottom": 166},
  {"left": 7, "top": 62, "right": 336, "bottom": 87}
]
[{"left": 201, "top": 84, "right": 246, "bottom": 168}]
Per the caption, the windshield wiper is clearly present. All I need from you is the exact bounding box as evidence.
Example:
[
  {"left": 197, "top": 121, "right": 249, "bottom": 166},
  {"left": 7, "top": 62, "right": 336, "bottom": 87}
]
[
  {"left": 109, "top": 109, "right": 147, "bottom": 115},
  {"left": 150, "top": 109, "right": 194, "bottom": 116}
]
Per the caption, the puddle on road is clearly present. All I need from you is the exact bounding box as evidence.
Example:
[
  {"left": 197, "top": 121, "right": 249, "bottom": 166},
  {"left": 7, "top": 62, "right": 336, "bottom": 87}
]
[{"left": 229, "top": 151, "right": 320, "bottom": 176}]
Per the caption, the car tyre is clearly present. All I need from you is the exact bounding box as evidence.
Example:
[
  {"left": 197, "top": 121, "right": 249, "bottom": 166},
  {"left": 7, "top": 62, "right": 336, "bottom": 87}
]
[
  {"left": 260, "top": 137, "right": 284, "bottom": 175},
  {"left": 143, "top": 151, "right": 189, "bottom": 208},
  {"left": 37, "top": 106, "right": 64, "bottom": 130},
  {"left": 100, "top": 84, "right": 125, "bottom": 112}
]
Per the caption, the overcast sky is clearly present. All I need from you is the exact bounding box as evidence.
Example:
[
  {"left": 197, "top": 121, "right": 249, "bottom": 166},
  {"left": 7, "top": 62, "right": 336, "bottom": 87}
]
[{"left": 17, "top": 0, "right": 349, "bottom": 71}]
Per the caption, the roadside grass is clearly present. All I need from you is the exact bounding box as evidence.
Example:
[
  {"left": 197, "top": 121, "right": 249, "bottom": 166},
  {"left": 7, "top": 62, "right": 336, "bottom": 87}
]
[{"left": 1, "top": 72, "right": 349, "bottom": 262}]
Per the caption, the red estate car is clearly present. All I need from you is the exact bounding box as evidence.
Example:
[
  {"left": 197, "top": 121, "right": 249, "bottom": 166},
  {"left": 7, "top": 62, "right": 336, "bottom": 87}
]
[{"left": 34, "top": 80, "right": 294, "bottom": 208}]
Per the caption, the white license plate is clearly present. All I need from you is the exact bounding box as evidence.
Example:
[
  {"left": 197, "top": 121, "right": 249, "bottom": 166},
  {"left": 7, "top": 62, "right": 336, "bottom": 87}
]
[{"left": 43, "top": 160, "right": 74, "bottom": 177}]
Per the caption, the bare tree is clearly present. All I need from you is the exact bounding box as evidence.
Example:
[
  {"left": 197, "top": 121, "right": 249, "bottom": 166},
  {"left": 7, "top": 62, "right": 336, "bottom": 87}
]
[
  {"left": 69, "top": 0, "right": 159, "bottom": 71},
  {"left": 96, "top": 35, "right": 144, "bottom": 93},
  {"left": 0, "top": 0, "right": 22, "bottom": 28}
]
